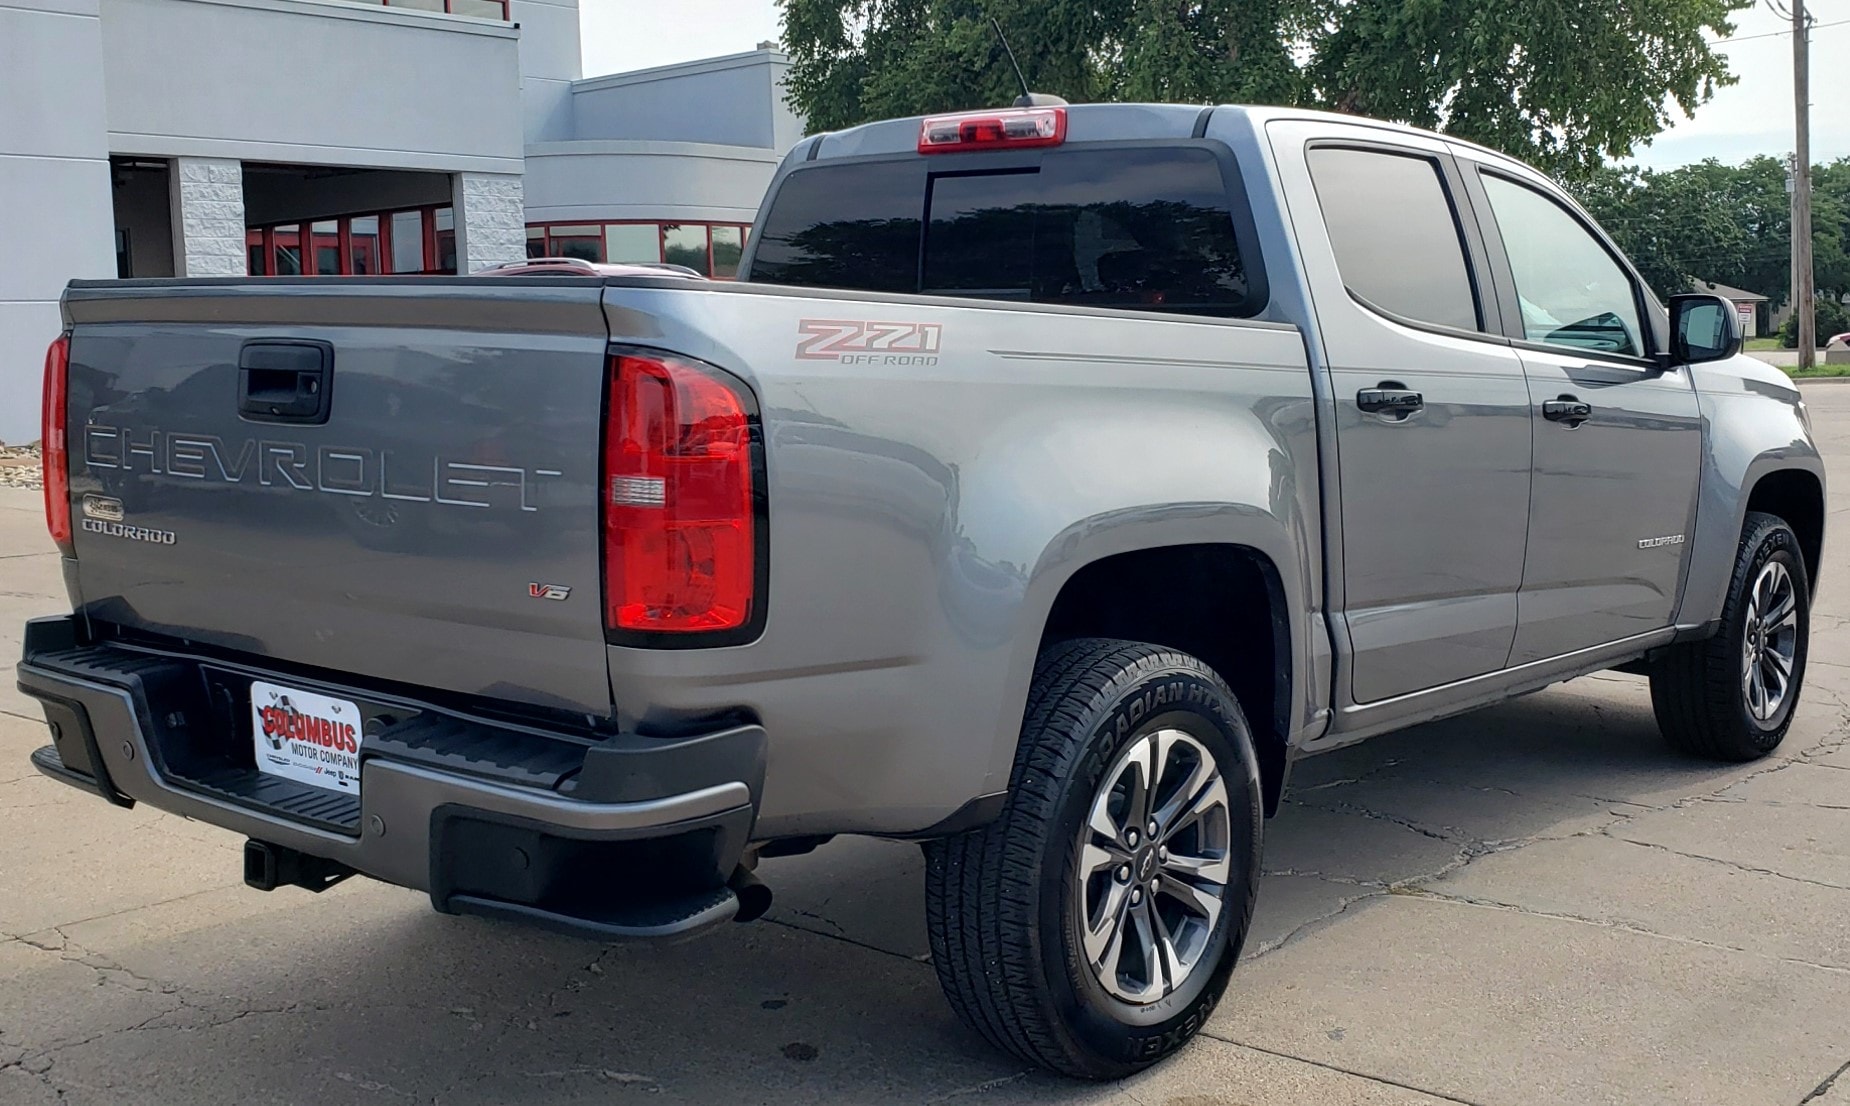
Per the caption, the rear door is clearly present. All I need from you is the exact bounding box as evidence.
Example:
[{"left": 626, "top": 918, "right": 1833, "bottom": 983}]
[
  {"left": 1454, "top": 155, "right": 1703, "bottom": 662},
  {"left": 63, "top": 279, "right": 616, "bottom": 714},
  {"left": 1272, "top": 122, "right": 1533, "bottom": 705}
]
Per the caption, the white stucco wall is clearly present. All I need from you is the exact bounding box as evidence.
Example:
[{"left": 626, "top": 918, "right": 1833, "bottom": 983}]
[
  {"left": 523, "top": 141, "right": 780, "bottom": 225},
  {"left": 101, "top": 0, "right": 525, "bottom": 173},
  {"left": 570, "top": 50, "right": 800, "bottom": 153},
  {"left": 0, "top": 0, "right": 116, "bottom": 444},
  {"left": 510, "top": 0, "right": 580, "bottom": 143}
]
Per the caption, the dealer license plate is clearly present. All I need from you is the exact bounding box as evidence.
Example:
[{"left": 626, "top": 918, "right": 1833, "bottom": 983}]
[{"left": 250, "top": 680, "right": 364, "bottom": 795}]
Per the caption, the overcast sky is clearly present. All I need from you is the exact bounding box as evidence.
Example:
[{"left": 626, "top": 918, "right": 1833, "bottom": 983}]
[{"left": 577, "top": 0, "right": 1848, "bottom": 170}]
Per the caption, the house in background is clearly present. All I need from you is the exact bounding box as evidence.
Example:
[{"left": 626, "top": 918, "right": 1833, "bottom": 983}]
[{"left": 1690, "top": 280, "right": 1769, "bottom": 338}]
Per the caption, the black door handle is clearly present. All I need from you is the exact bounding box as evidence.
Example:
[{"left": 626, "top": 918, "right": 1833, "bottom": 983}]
[
  {"left": 1542, "top": 395, "right": 1592, "bottom": 425},
  {"left": 1357, "top": 385, "right": 1424, "bottom": 416},
  {"left": 238, "top": 340, "right": 333, "bottom": 424}
]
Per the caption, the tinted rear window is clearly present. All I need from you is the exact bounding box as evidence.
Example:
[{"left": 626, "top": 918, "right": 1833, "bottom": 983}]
[
  {"left": 748, "top": 146, "right": 1260, "bottom": 317},
  {"left": 1306, "top": 147, "right": 1482, "bottom": 333}
]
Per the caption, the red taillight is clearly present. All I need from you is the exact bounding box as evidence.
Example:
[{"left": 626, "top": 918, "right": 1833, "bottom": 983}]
[
  {"left": 919, "top": 107, "right": 1066, "bottom": 153},
  {"left": 41, "top": 334, "right": 71, "bottom": 555},
  {"left": 603, "top": 353, "right": 757, "bottom": 635}
]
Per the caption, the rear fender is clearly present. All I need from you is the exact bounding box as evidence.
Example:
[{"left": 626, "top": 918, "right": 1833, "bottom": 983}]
[{"left": 973, "top": 414, "right": 1319, "bottom": 797}]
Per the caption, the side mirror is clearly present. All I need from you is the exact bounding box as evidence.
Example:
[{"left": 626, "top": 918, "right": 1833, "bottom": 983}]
[{"left": 1667, "top": 293, "right": 1742, "bottom": 365}]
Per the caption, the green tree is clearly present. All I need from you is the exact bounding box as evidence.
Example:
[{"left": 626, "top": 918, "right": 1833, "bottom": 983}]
[
  {"left": 1576, "top": 159, "right": 1766, "bottom": 303},
  {"left": 1573, "top": 156, "right": 1850, "bottom": 308},
  {"left": 1778, "top": 299, "right": 1849, "bottom": 348},
  {"left": 1807, "top": 159, "right": 1850, "bottom": 301},
  {"left": 779, "top": 0, "right": 1747, "bottom": 178},
  {"left": 1314, "top": 0, "right": 1743, "bottom": 178}
]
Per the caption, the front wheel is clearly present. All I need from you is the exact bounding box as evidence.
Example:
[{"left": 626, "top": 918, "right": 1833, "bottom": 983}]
[
  {"left": 923, "top": 638, "right": 1262, "bottom": 1079},
  {"left": 1650, "top": 511, "right": 1811, "bottom": 760}
]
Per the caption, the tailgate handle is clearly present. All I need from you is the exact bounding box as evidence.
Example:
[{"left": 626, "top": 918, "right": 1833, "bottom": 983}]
[{"left": 238, "top": 341, "right": 332, "bottom": 424}]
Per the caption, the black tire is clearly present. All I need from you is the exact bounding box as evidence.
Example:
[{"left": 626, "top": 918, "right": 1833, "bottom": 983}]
[
  {"left": 1650, "top": 511, "right": 1811, "bottom": 760},
  {"left": 922, "top": 638, "right": 1263, "bottom": 1079}
]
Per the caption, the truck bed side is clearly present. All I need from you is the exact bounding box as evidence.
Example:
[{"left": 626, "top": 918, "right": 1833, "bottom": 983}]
[{"left": 594, "top": 279, "right": 1319, "bottom": 835}]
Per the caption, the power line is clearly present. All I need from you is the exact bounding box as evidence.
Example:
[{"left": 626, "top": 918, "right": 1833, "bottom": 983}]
[{"left": 1717, "top": 15, "right": 1848, "bottom": 42}]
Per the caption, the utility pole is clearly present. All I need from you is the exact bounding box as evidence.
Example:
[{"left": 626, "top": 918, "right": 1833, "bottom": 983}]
[{"left": 1793, "top": 0, "right": 1815, "bottom": 368}]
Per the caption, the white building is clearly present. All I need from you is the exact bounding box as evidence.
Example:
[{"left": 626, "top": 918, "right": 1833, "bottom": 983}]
[{"left": 1, "top": 0, "right": 798, "bottom": 442}]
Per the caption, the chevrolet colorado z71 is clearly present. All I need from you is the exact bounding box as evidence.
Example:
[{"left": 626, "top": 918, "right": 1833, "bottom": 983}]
[{"left": 20, "top": 104, "right": 1824, "bottom": 1078}]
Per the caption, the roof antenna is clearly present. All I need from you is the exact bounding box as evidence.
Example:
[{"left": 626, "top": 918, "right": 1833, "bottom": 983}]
[{"left": 989, "top": 16, "right": 1066, "bottom": 108}]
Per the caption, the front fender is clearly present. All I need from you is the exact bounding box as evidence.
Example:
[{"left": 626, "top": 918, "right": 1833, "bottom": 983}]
[{"left": 1679, "top": 358, "right": 1825, "bottom": 630}]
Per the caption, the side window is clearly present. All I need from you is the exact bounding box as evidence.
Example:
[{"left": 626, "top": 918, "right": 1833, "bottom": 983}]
[
  {"left": 921, "top": 147, "right": 1257, "bottom": 317},
  {"left": 1478, "top": 173, "right": 1645, "bottom": 358},
  {"left": 1307, "top": 147, "right": 1482, "bottom": 333},
  {"left": 749, "top": 160, "right": 926, "bottom": 294}
]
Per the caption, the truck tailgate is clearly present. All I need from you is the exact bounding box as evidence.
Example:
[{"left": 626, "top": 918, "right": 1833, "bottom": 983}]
[{"left": 61, "top": 280, "right": 614, "bottom": 715}]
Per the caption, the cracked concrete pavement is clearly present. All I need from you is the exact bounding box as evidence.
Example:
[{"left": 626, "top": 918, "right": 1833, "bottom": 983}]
[{"left": 3, "top": 384, "right": 1850, "bottom": 1105}]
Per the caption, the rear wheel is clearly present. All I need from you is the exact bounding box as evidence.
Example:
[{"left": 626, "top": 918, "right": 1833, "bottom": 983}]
[
  {"left": 1650, "top": 511, "right": 1810, "bottom": 760},
  {"left": 923, "top": 638, "right": 1262, "bottom": 1079}
]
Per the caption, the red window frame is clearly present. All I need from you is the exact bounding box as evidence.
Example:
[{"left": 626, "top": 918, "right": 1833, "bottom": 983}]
[
  {"left": 246, "top": 203, "right": 454, "bottom": 276},
  {"left": 525, "top": 220, "right": 753, "bottom": 280}
]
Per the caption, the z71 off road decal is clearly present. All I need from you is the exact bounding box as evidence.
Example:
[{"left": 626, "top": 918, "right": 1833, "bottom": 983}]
[{"left": 797, "top": 320, "right": 942, "bottom": 365}]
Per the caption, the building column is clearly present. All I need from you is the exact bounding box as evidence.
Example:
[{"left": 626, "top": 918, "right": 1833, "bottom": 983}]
[
  {"left": 452, "top": 172, "right": 526, "bottom": 273},
  {"left": 173, "top": 157, "right": 247, "bottom": 277}
]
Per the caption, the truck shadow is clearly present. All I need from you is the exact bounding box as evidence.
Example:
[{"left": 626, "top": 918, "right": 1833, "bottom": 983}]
[{"left": 33, "top": 674, "right": 1791, "bottom": 1105}]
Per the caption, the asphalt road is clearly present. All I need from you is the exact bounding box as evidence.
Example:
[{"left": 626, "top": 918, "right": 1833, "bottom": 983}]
[{"left": 5, "top": 385, "right": 1850, "bottom": 1106}]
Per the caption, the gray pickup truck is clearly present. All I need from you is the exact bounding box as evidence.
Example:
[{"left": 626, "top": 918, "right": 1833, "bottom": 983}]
[{"left": 19, "top": 102, "right": 1825, "bottom": 1078}]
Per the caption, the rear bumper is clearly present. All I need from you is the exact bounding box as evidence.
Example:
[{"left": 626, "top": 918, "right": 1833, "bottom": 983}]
[{"left": 17, "top": 616, "right": 764, "bottom": 940}]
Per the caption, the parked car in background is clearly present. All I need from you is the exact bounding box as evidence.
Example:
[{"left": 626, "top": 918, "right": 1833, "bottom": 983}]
[{"left": 21, "top": 101, "right": 1824, "bottom": 1079}]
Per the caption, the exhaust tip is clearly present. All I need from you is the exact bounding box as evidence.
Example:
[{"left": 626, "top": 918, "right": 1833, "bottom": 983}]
[{"left": 728, "top": 866, "right": 773, "bottom": 923}]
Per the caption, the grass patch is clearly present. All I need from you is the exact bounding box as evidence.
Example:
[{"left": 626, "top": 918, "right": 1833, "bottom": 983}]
[
  {"left": 1745, "top": 336, "right": 1781, "bottom": 351},
  {"left": 1783, "top": 363, "right": 1850, "bottom": 378}
]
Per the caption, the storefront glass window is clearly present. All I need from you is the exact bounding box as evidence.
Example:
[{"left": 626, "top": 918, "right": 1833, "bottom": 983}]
[
  {"left": 392, "top": 211, "right": 425, "bottom": 273},
  {"left": 349, "top": 216, "right": 379, "bottom": 274},
  {"left": 547, "top": 223, "right": 602, "bottom": 262},
  {"left": 711, "top": 225, "right": 744, "bottom": 279},
  {"left": 605, "top": 224, "right": 660, "bottom": 264},
  {"left": 274, "top": 225, "right": 302, "bottom": 275},
  {"left": 435, "top": 207, "right": 456, "bottom": 272},
  {"left": 662, "top": 224, "right": 710, "bottom": 275}
]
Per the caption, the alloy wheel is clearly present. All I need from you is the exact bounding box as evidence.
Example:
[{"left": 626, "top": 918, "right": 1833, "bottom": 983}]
[
  {"left": 1075, "top": 728, "right": 1232, "bottom": 1005},
  {"left": 1742, "top": 559, "right": 1800, "bottom": 723}
]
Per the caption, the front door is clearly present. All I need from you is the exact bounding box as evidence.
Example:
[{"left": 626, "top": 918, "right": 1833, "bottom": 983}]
[
  {"left": 1274, "top": 124, "right": 1535, "bottom": 705},
  {"left": 1461, "top": 160, "right": 1703, "bottom": 663}
]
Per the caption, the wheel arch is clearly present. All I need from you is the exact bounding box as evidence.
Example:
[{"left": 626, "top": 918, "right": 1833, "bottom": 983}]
[
  {"left": 1021, "top": 535, "right": 1302, "bottom": 816},
  {"left": 1680, "top": 428, "right": 1826, "bottom": 632},
  {"left": 1745, "top": 468, "right": 1825, "bottom": 590}
]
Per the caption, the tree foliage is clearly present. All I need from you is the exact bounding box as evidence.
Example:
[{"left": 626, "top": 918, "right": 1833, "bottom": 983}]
[
  {"left": 1574, "top": 157, "right": 1850, "bottom": 305},
  {"left": 778, "top": 0, "right": 1747, "bottom": 178},
  {"left": 1777, "top": 299, "right": 1849, "bottom": 349}
]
